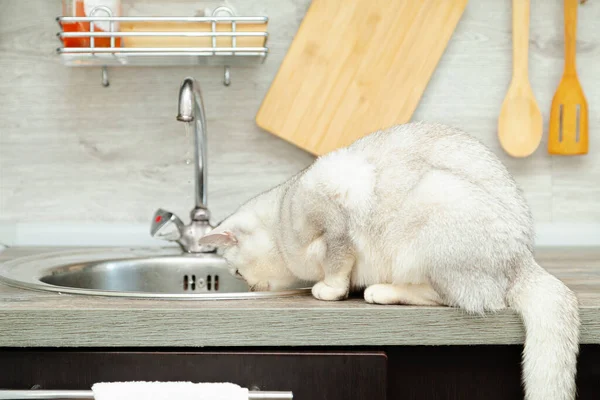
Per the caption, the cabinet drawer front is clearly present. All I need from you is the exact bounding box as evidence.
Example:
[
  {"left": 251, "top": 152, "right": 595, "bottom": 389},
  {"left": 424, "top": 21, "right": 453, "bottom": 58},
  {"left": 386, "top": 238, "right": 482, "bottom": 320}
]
[{"left": 0, "top": 350, "right": 387, "bottom": 400}]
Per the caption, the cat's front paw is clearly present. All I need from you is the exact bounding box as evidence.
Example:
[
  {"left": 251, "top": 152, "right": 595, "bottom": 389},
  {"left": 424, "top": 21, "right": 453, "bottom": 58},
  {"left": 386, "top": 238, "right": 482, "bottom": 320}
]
[{"left": 311, "top": 281, "right": 348, "bottom": 301}]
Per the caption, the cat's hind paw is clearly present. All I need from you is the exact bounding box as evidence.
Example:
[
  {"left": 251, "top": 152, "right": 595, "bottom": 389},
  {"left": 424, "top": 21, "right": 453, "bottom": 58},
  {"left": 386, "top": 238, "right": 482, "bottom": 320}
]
[
  {"left": 311, "top": 281, "right": 348, "bottom": 301},
  {"left": 364, "top": 284, "right": 399, "bottom": 304},
  {"left": 364, "top": 283, "right": 443, "bottom": 306}
]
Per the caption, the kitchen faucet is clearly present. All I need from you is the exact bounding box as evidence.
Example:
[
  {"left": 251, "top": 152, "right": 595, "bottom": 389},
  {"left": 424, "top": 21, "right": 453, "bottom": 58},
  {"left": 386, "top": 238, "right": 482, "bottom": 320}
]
[{"left": 150, "top": 77, "right": 214, "bottom": 253}]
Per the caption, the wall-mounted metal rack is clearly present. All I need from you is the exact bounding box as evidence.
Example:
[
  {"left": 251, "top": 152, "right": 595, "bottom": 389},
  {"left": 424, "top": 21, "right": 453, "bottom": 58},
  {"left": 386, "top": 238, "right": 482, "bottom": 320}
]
[{"left": 56, "top": 6, "right": 269, "bottom": 86}]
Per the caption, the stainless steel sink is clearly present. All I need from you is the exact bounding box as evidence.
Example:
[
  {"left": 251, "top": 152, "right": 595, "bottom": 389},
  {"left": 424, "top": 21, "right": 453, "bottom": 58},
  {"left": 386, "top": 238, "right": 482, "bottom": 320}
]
[
  {"left": 0, "top": 79, "right": 313, "bottom": 300},
  {"left": 0, "top": 248, "right": 310, "bottom": 300}
]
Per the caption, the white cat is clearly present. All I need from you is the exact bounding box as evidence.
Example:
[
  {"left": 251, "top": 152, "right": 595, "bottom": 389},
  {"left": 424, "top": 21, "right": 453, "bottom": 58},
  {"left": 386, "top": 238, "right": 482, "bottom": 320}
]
[{"left": 199, "top": 122, "right": 580, "bottom": 400}]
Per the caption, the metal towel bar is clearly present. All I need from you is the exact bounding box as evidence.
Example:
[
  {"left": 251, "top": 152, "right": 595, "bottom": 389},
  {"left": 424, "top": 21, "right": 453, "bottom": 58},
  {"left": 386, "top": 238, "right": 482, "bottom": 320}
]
[{"left": 0, "top": 390, "right": 292, "bottom": 400}]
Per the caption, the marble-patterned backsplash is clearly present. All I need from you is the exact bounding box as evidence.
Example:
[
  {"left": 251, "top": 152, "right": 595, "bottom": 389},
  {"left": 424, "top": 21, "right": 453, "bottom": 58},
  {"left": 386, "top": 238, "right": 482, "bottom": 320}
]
[{"left": 0, "top": 0, "right": 599, "bottom": 246}]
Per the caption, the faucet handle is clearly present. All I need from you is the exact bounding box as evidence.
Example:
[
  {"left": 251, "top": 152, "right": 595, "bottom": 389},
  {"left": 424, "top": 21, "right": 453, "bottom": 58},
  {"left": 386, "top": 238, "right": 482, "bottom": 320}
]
[{"left": 150, "top": 209, "right": 184, "bottom": 241}]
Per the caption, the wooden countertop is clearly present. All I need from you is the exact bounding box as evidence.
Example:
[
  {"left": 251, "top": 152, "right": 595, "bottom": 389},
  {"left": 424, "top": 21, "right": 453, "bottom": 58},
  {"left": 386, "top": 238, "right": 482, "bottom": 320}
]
[{"left": 0, "top": 246, "right": 599, "bottom": 347}]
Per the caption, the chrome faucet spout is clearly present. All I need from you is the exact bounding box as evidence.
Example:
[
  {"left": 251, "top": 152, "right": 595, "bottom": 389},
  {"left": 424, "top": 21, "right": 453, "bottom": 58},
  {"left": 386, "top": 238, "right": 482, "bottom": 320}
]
[
  {"left": 177, "top": 77, "right": 208, "bottom": 213},
  {"left": 150, "top": 77, "right": 215, "bottom": 253}
]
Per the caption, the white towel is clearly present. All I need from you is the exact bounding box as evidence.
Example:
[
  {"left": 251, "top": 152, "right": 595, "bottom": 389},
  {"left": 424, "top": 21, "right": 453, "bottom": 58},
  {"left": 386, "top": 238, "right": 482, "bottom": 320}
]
[{"left": 92, "top": 381, "right": 249, "bottom": 400}]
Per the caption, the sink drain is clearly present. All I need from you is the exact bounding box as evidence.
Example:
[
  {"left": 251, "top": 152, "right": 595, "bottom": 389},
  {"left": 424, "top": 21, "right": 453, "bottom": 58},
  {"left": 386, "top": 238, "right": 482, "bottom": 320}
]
[{"left": 183, "top": 274, "right": 218, "bottom": 291}]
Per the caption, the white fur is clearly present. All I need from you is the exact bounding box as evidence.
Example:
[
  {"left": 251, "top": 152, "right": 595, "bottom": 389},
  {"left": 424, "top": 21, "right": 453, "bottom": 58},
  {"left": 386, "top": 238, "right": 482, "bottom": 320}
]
[
  {"left": 302, "top": 149, "right": 376, "bottom": 218},
  {"left": 364, "top": 283, "right": 443, "bottom": 306},
  {"left": 200, "top": 122, "right": 580, "bottom": 400}
]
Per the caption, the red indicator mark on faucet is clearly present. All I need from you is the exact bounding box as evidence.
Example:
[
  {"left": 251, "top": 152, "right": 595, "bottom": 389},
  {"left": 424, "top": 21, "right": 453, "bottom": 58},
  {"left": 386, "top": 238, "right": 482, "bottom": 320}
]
[{"left": 155, "top": 215, "right": 162, "bottom": 223}]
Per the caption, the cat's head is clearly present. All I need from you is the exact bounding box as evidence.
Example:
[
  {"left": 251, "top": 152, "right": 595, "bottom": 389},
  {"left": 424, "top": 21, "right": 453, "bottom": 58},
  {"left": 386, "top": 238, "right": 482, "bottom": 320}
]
[{"left": 198, "top": 207, "right": 299, "bottom": 292}]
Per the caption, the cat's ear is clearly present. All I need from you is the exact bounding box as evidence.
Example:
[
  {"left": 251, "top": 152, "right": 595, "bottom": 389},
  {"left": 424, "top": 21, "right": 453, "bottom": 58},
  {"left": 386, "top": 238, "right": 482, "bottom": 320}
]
[{"left": 198, "top": 231, "right": 238, "bottom": 247}]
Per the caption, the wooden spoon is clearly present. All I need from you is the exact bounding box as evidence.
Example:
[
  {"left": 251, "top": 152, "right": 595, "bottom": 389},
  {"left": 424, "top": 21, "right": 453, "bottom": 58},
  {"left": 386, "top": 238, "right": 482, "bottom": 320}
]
[{"left": 498, "top": 0, "right": 543, "bottom": 158}]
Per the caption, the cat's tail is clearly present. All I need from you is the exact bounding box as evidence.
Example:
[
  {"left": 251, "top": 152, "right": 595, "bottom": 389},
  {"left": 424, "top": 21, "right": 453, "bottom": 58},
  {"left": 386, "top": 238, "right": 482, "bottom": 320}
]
[{"left": 507, "top": 256, "right": 580, "bottom": 400}]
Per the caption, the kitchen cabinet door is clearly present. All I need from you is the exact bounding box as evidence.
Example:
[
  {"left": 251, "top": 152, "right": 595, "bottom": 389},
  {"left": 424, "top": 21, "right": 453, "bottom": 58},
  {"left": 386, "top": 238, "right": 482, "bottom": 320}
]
[{"left": 0, "top": 350, "right": 387, "bottom": 400}]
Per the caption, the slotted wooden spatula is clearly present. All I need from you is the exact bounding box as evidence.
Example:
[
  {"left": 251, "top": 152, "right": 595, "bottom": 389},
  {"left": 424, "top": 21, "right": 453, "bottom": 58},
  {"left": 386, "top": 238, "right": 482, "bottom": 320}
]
[{"left": 548, "top": 0, "right": 589, "bottom": 155}]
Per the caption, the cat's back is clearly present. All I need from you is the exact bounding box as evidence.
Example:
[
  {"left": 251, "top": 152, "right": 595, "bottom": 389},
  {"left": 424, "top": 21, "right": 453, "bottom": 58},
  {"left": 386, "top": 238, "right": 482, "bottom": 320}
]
[
  {"left": 300, "top": 122, "right": 533, "bottom": 271},
  {"left": 305, "top": 121, "right": 528, "bottom": 223},
  {"left": 348, "top": 122, "right": 522, "bottom": 201},
  {"left": 350, "top": 122, "right": 500, "bottom": 173}
]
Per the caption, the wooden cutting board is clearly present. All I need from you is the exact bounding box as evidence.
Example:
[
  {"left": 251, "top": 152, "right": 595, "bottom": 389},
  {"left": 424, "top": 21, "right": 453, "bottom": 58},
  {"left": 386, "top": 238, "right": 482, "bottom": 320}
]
[{"left": 256, "top": 0, "right": 469, "bottom": 155}]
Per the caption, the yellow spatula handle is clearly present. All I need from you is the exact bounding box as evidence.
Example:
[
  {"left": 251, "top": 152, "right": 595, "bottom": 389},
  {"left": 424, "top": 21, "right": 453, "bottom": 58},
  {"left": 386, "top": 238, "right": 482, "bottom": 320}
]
[{"left": 564, "top": 0, "right": 578, "bottom": 75}]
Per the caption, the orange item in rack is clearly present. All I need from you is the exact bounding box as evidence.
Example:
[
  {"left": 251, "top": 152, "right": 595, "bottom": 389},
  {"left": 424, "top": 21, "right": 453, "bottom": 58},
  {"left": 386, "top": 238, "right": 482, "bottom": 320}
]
[{"left": 60, "top": 0, "right": 122, "bottom": 48}]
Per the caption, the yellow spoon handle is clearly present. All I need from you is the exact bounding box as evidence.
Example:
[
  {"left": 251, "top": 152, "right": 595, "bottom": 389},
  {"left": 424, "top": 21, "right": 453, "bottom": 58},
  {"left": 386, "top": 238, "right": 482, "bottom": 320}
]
[{"left": 511, "top": 0, "right": 531, "bottom": 81}]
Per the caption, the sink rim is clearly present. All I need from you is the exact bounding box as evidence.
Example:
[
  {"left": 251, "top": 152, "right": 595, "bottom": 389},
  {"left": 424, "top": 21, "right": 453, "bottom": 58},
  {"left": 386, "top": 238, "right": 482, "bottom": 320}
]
[{"left": 0, "top": 248, "right": 312, "bottom": 300}]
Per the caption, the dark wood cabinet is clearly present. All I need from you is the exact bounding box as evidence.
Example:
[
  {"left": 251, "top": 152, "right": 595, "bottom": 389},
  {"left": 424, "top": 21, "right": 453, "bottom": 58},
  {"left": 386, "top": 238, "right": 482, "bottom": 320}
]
[
  {"left": 0, "top": 350, "right": 387, "bottom": 400},
  {"left": 385, "top": 344, "right": 600, "bottom": 400},
  {"left": 1, "top": 344, "right": 599, "bottom": 399}
]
